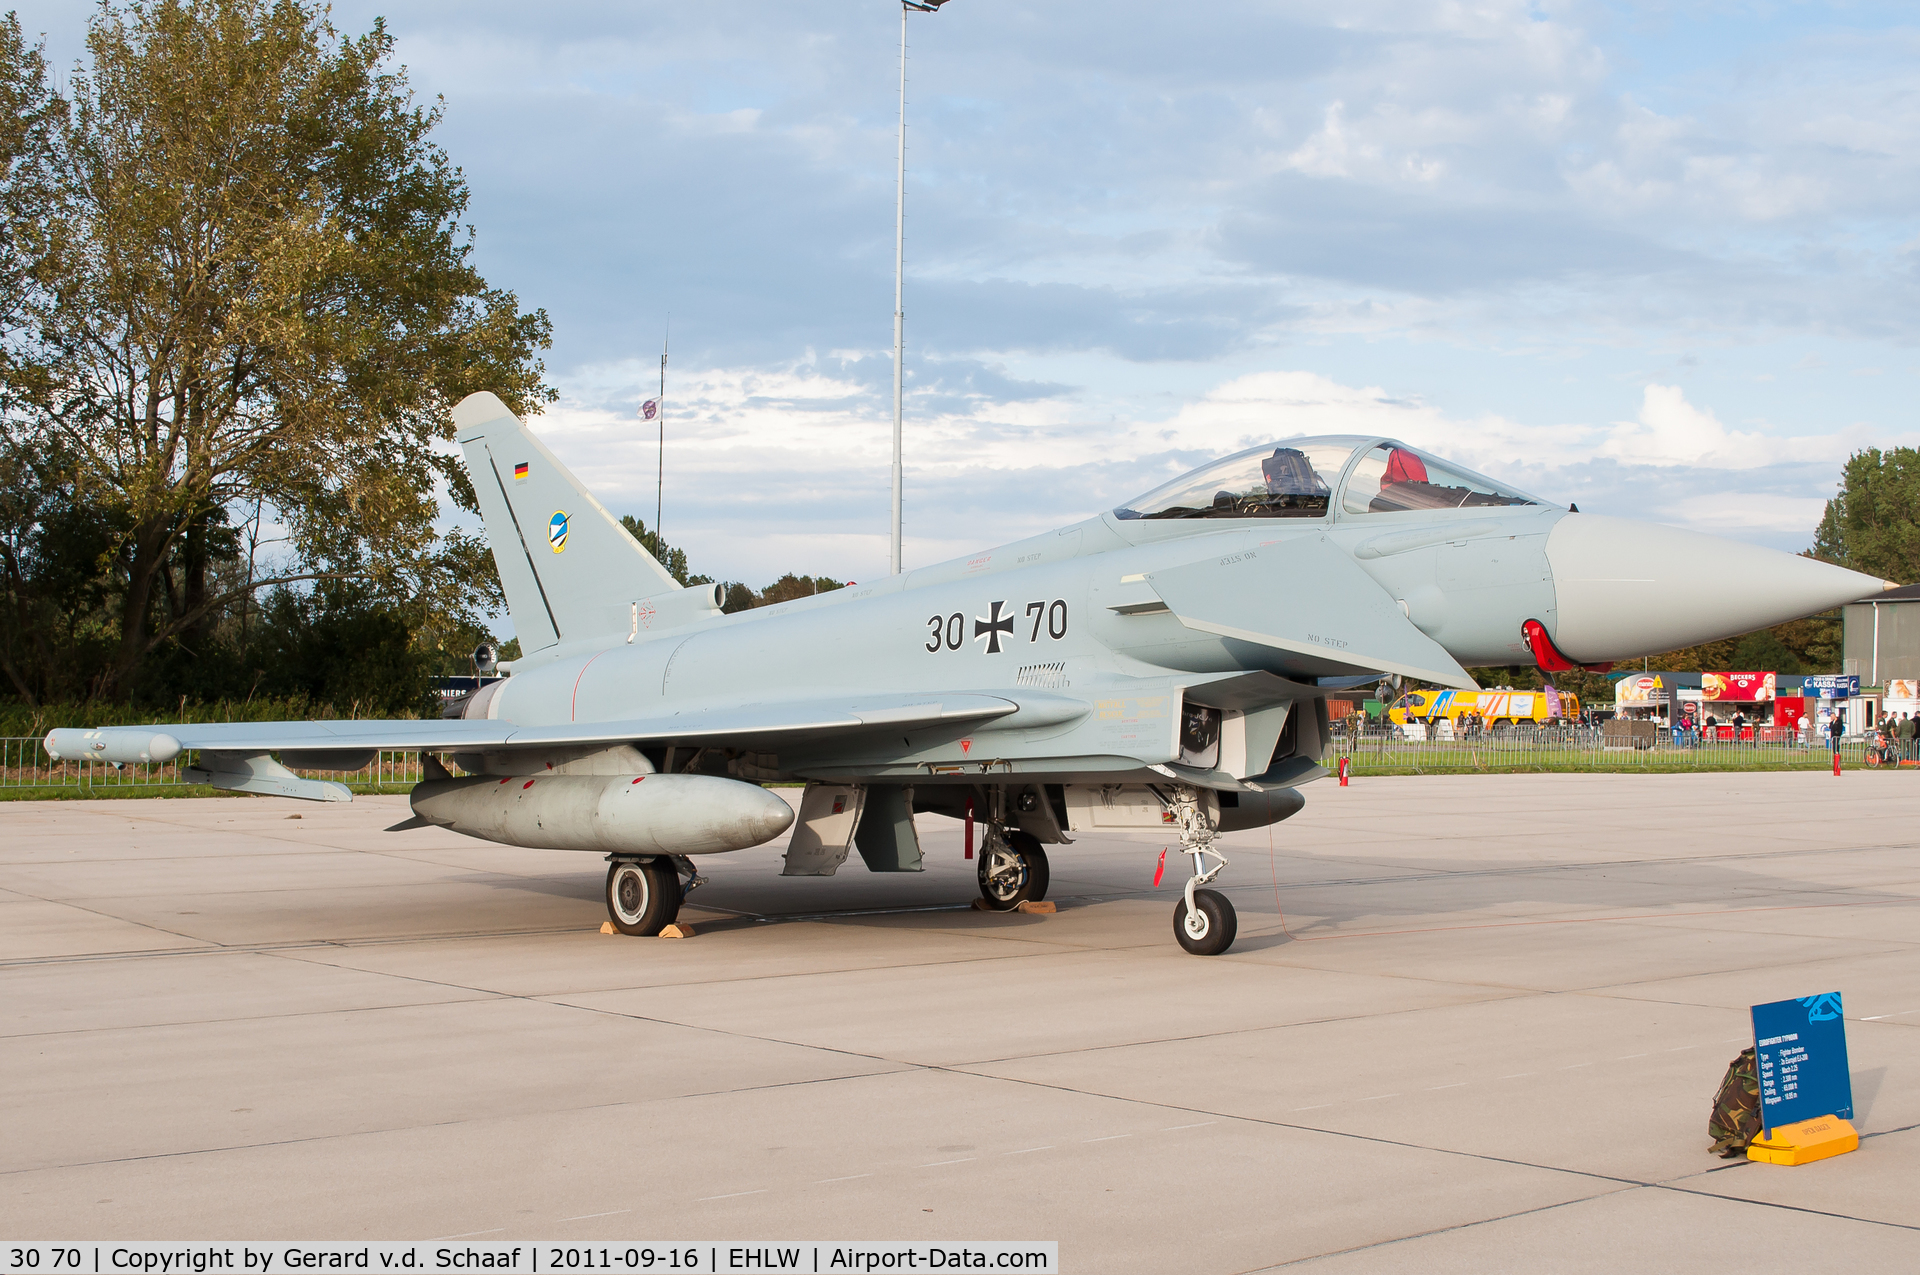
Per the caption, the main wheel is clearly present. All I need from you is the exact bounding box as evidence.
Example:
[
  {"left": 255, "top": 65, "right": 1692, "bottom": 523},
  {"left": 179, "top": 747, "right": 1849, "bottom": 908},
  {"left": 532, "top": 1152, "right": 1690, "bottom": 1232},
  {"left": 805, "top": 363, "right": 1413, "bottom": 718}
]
[
  {"left": 1173, "top": 888, "right": 1237, "bottom": 956},
  {"left": 978, "top": 832, "right": 1050, "bottom": 910},
  {"left": 605, "top": 858, "right": 682, "bottom": 936}
]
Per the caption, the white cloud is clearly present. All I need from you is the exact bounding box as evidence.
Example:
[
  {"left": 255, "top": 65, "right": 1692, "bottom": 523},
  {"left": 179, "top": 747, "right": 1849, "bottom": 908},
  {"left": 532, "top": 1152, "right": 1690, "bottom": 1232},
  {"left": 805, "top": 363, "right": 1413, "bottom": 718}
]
[
  {"left": 1597, "top": 384, "right": 1879, "bottom": 470},
  {"left": 518, "top": 362, "right": 1888, "bottom": 587},
  {"left": 15, "top": 0, "right": 1917, "bottom": 594}
]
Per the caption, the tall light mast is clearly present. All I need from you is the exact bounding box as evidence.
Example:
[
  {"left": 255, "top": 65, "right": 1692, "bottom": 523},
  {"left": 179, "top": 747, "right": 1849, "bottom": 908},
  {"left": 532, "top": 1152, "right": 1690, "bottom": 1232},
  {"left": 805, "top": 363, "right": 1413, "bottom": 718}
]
[
  {"left": 639, "top": 323, "right": 667, "bottom": 565},
  {"left": 892, "top": 0, "right": 952, "bottom": 577}
]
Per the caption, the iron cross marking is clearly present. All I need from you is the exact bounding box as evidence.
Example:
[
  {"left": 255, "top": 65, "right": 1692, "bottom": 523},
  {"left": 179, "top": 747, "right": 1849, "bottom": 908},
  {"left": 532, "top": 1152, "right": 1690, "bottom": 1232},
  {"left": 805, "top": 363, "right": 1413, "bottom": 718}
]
[{"left": 974, "top": 601, "right": 1016, "bottom": 654}]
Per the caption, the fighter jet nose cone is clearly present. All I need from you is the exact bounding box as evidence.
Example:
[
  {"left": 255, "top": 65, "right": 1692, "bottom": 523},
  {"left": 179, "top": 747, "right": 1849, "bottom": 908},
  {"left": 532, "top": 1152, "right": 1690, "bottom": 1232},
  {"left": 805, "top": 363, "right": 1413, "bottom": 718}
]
[{"left": 1546, "top": 514, "right": 1888, "bottom": 663}]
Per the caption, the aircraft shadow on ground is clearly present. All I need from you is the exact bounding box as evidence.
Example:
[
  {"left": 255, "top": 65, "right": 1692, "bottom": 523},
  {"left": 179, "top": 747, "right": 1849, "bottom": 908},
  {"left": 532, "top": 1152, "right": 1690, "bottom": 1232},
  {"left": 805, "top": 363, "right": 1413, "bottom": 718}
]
[
  {"left": 1215, "top": 844, "right": 1913, "bottom": 953},
  {"left": 437, "top": 840, "right": 1906, "bottom": 957}
]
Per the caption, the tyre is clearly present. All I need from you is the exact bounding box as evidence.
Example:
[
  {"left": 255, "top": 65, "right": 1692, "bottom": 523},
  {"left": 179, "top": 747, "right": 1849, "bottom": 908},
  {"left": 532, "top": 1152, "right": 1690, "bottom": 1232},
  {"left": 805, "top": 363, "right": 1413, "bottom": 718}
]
[
  {"left": 1173, "top": 888, "right": 1237, "bottom": 956},
  {"left": 978, "top": 832, "right": 1050, "bottom": 910},
  {"left": 605, "top": 858, "right": 682, "bottom": 936}
]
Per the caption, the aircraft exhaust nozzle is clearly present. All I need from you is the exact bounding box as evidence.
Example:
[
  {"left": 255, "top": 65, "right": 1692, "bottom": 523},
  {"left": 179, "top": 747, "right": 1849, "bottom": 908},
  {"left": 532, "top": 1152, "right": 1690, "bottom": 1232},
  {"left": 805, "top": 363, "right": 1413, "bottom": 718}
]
[
  {"left": 1545, "top": 513, "right": 1890, "bottom": 663},
  {"left": 409, "top": 772, "right": 795, "bottom": 856}
]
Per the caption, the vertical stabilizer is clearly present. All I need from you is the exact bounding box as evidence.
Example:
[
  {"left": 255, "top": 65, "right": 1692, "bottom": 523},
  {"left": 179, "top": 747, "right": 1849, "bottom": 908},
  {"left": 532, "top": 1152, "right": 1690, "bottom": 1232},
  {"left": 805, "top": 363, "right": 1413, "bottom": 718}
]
[{"left": 454, "top": 392, "right": 680, "bottom": 654}]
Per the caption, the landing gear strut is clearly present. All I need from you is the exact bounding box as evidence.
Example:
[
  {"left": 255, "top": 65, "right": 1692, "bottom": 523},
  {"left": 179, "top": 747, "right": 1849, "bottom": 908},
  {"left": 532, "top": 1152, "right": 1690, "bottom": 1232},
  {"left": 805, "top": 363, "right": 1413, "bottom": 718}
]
[
  {"left": 978, "top": 827, "right": 1050, "bottom": 910},
  {"left": 1166, "top": 785, "right": 1235, "bottom": 955},
  {"left": 604, "top": 856, "right": 685, "bottom": 936}
]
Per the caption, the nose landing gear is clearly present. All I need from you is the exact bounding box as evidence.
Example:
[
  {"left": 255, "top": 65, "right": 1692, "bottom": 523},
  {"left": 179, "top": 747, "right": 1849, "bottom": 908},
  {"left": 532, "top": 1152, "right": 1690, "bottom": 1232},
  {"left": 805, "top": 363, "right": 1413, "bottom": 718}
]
[{"left": 1166, "top": 785, "right": 1236, "bottom": 956}]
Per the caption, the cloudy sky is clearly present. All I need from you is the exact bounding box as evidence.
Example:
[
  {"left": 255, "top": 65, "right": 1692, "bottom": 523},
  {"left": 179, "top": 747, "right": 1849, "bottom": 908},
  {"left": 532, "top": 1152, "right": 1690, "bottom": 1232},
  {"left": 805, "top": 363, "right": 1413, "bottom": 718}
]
[{"left": 21, "top": 1, "right": 1920, "bottom": 594}]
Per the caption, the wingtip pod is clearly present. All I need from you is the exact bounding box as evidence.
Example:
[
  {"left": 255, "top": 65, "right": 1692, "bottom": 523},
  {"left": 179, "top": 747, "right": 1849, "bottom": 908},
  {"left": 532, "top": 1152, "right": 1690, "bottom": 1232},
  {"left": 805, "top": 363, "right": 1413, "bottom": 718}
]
[
  {"left": 44, "top": 728, "right": 182, "bottom": 765},
  {"left": 1546, "top": 515, "right": 1889, "bottom": 664}
]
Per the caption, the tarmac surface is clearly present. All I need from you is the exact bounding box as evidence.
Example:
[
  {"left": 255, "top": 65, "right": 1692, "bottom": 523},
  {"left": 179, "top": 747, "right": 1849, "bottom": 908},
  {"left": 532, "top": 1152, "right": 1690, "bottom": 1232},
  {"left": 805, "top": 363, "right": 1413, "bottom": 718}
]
[{"left": 2, "top": 770, "right": 1917, "bottom": 1271}]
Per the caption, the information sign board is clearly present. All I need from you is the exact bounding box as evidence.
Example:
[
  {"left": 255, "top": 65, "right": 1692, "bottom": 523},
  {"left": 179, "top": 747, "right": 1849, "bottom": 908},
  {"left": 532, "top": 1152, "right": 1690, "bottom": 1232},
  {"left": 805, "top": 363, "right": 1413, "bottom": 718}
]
[
  {"left": 1802, "top": 675, "right": 1859, "bottom": 698},
  {"left": 1751, "top": 992, "right": 1853, "bottom": 1132}
]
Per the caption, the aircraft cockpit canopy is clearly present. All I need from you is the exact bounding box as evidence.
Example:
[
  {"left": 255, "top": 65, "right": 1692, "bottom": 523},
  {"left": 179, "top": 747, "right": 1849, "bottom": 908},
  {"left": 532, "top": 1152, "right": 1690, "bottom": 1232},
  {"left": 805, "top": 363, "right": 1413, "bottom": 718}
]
[
  {"left": 1341, "top": 443, "right": 1544, "bottom": 514},
  {"left": 1113, "top": 436, "right": 1546, "bottom": 521}
]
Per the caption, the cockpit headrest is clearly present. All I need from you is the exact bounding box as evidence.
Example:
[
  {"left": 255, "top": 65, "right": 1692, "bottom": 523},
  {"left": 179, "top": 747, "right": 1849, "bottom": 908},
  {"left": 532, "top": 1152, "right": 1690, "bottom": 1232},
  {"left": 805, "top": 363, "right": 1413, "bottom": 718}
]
[
  {"left": 1382, "top": 447, "right": 1429, "bottom": 488},
  {"left": 1261, "top": 447, "right": 1325, "bottom": 495}
]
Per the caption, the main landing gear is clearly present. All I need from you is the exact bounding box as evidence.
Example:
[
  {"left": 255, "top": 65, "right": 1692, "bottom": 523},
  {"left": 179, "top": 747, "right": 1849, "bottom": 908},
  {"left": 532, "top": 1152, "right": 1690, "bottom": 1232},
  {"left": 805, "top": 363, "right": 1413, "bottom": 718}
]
[
  {"left": 604, "top": 855, "right": 703, "bottom": 936},
  {"left": 1166, "top": 784, "right": 1236, "bottom": 956},
  {"left": 978, "top": 827, "right": 1050, "bottom": 910}
]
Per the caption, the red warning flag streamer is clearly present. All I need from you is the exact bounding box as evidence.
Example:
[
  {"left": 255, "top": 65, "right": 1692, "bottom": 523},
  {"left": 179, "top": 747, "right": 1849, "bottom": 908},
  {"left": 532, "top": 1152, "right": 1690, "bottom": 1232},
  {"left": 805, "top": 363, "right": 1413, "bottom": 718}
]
[
  {"left": 1153, "top": 848, "right": 1166, "bottom": 888},
  {"left": 964, "top": 797, "right": 974, "bottom": 859}
]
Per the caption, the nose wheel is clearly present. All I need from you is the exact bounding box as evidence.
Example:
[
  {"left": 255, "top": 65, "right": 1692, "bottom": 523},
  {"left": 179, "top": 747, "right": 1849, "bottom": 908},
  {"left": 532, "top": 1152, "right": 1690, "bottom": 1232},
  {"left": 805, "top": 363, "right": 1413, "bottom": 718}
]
[
  {"left": 1165, "top": 784, "right": 1236, "bottom": 956},
  {"left": 1174, "top": 887, "right": 1236, "bottom": 955}
]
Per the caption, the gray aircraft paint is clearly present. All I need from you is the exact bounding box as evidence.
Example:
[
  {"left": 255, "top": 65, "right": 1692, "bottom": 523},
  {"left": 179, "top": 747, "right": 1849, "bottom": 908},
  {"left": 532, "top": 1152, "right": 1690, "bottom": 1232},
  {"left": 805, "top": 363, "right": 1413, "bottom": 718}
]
[{"left": 46, "top": 391, "right": 1890, "bottom": 833}]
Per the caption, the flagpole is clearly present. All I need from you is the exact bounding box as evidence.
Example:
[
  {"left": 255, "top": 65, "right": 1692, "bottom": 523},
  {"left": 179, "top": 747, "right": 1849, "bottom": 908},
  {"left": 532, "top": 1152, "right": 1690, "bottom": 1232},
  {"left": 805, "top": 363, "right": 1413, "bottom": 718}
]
[
  {"left": 891, "top": 1, "right": 950, "bottom": 578},
  {"left": 657, "top": 324, "right": 667, "bottom": 559},
  {"left": 890, "top": 2, "right": 907, "bottom": 578}
]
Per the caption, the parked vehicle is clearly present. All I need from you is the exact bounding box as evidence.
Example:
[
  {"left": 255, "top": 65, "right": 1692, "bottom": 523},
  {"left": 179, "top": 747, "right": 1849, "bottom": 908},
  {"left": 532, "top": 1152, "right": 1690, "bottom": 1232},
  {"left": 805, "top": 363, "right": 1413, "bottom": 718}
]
[{"left": 1388, "top": 687, "right": 1582, "bottom": 729}]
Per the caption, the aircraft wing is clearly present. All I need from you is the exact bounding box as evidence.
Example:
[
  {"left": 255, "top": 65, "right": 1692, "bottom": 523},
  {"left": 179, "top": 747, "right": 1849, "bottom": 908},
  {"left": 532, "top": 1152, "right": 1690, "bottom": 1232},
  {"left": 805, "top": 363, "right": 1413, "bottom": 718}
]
[
  {"left": 1147, "top": 534, "right": 1479, "bottom": 690},
  {"left": 43, "top": 692, "right": 1075, "bottom": 767}
]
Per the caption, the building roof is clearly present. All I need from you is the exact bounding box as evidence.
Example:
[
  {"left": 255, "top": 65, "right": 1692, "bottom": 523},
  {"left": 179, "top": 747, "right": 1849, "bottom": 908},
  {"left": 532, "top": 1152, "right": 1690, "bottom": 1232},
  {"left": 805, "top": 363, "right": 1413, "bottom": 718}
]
[{"left": 1857, "top": 583, "right": 1920, "bottom": 602}]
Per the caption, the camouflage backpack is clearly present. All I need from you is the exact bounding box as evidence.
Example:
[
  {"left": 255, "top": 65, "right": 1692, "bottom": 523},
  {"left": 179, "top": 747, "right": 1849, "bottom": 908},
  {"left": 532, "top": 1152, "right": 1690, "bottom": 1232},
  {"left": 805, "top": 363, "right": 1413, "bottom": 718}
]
[{"left": 1708, "top": 1047, "right": 1760, "bottom": 1157}]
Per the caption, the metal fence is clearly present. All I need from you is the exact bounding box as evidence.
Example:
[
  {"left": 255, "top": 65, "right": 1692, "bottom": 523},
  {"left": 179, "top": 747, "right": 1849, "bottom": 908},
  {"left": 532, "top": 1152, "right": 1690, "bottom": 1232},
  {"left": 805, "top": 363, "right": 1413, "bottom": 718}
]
[
  {"left": 0, "top": 728, "right": 1888, "bottom": 795},
  {"left": 1329, "top": 723, "right": 1873, "bottom": 773},
  {"left": 0, "top": 738, "right": 424, "bottom": 792}
]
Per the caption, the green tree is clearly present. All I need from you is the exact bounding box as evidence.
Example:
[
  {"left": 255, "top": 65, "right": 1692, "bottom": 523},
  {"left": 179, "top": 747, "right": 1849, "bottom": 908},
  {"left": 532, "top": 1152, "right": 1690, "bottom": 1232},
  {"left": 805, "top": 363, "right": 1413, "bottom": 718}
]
[
  {"left": 250, "top": 579, "right": 433, "bottom": 717},
  {"left": 618, "top": 514, "right": 711, "bottom": 588},
  {"left": 718, "top": 573, "right": 848, "bottom": 613},
  {"left": 0, "top": 436, "right": 124, "bottom": 701},
  {"left": 4, "top": 0, "right": 550, "bottom": 701},
  {"left": 0, "top": 14, "right": 58, "bottom": 387},
  {"left": 1732, "top": 629, "right": 1802, "bottom": 675},
  {"left": 754, "top": 573, "right": 847, "bottom": 606},
  {"left": 1812, "top": 446, "right": 1920, "bottom": 583}
]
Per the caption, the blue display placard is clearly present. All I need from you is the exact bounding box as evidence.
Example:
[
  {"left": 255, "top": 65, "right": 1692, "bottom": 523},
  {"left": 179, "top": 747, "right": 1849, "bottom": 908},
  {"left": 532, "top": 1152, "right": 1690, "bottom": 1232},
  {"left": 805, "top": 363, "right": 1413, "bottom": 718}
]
[
  {"left": 1802, "top": 675, "right": 1859, "bottom": 699},
  {"left": 1751, "top": 992, "right": 1853, "bottom": 1132}
]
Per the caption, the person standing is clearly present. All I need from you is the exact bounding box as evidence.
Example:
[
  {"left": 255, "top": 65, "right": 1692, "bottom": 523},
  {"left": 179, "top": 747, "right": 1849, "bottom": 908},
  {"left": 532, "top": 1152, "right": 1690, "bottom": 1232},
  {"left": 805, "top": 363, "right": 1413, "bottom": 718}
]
[{"left": 1829, "top": 709, "right": 1845, "bottom": 755}]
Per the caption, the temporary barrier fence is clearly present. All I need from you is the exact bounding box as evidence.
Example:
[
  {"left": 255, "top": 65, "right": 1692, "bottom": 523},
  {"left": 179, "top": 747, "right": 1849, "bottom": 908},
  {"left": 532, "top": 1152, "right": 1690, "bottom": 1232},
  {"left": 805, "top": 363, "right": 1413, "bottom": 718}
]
[
  {"left": 1330, "top": 723, "right": 1874, "bottom": 773},
  {"left": 0, "top": 730, "right": 1890, "bottom": 794}
]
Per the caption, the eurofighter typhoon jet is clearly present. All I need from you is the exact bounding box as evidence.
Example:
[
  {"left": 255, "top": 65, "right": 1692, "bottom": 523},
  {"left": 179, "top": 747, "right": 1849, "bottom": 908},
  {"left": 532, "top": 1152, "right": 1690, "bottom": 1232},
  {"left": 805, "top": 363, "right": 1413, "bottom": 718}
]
[{"left": 47, "top": 394, "right": 1890, "bottom": 954}]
